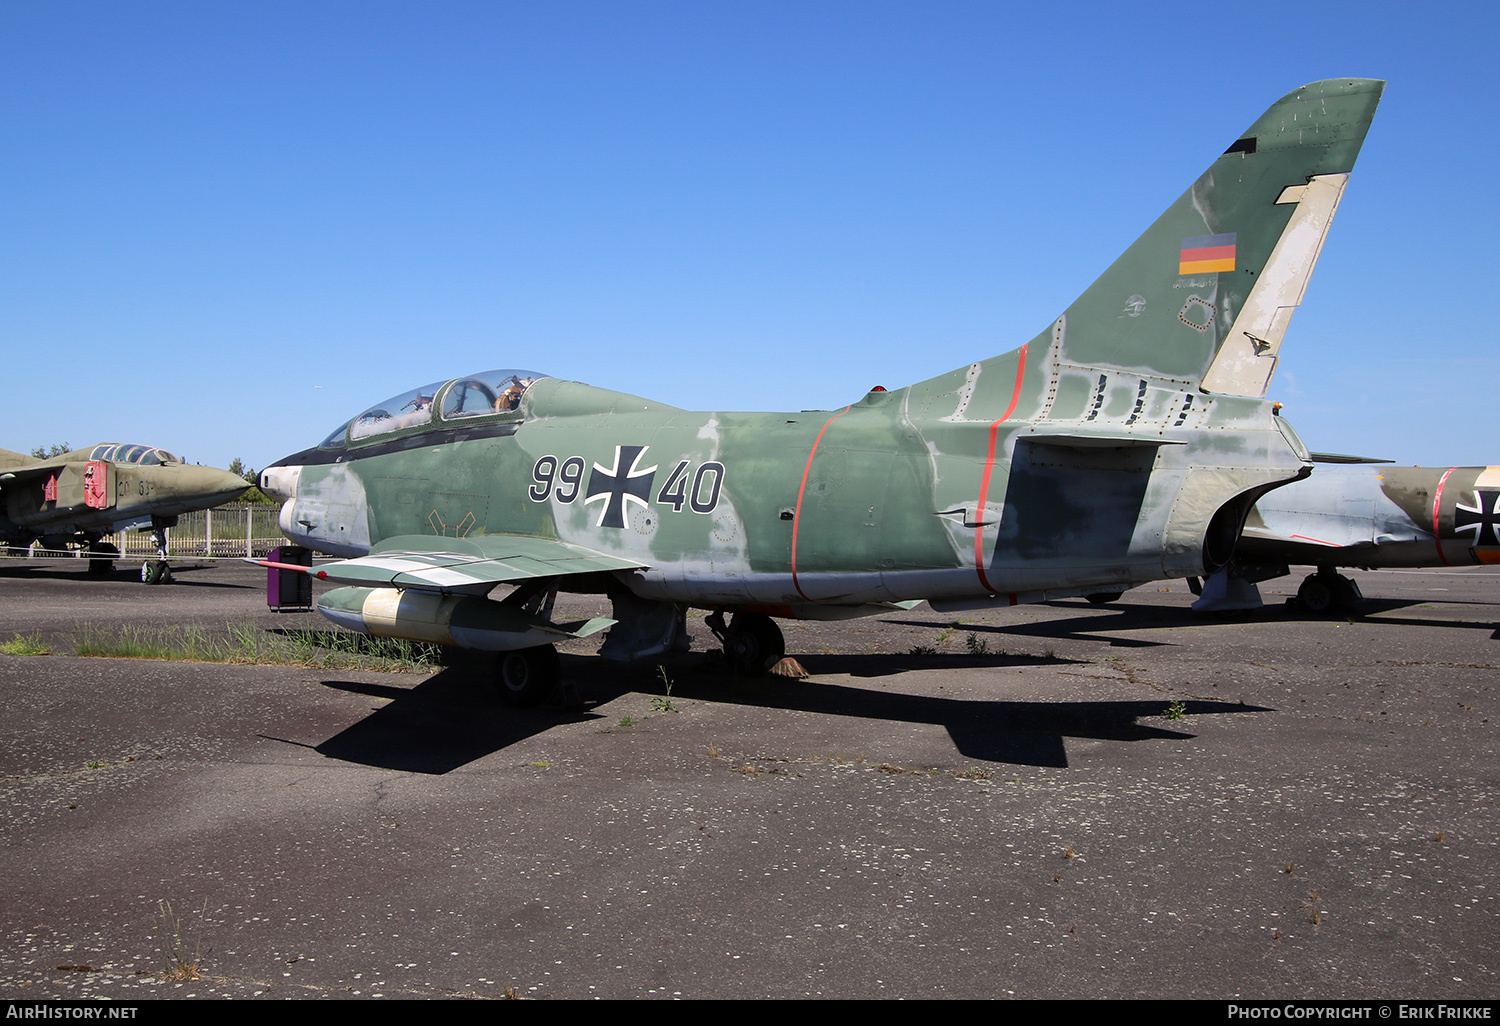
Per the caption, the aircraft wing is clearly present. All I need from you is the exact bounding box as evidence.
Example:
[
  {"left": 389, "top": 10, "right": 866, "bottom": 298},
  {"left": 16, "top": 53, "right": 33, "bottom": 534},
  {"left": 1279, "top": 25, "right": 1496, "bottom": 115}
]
[
  {"left": 301, "top": 534, "right": 650, "bottom": 594},
  {"left": 0, "top": 459, "right": 86, "bottom": 504},
  {"left": 0, "top": 460, "right": 67, "bottom": 483},
  {"left": 0, "top": 448, "right": 40, "bottom": 473}
]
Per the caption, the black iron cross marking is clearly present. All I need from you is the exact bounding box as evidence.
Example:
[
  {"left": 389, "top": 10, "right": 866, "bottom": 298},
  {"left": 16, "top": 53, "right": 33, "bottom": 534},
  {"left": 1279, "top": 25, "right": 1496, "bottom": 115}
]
[
  {"left": 585, "top": 445, "right": 657, "bottom": 529},
  {"left": 1454, "top": 489, "right": 1500, "bottom": 547}
]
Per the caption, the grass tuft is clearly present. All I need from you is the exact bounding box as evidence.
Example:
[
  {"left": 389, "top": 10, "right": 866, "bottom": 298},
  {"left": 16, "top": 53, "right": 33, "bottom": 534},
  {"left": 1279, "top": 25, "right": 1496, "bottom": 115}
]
[
  {"left": 157, "top": 900, "right": 204, "bottom": 982},
  {"left": 67, "top": 622, "right": 442, "bottom": 672},
  {"left": 0, "top": 634, "right": 50, "bottom": 656}
]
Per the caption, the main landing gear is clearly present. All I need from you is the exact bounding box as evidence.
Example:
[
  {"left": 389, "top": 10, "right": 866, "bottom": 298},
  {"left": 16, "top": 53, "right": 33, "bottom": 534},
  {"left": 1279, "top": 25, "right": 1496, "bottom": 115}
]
[
  {"left": 706, "top": 610, "right": 785, "bottom": 674},
  {"left": 87, "top": 541, "right": 118, "bottom": 576},
  {"left": 493, "top": 645, "right": 562, "bottom": 707},
  {"left": 1295, "top": 567, "right": 1362, "bottom": 614}
]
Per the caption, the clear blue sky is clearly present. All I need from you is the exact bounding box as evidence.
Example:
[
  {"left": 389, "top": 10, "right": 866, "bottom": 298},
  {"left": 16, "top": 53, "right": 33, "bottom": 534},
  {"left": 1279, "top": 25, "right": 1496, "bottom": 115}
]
[{"left": 3, "top": 1, "right": 1496, "bottom": 472}]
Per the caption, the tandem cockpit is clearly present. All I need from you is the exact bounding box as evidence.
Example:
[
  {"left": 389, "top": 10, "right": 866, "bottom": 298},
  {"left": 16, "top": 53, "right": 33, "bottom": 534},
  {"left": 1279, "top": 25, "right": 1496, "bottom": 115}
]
[
  {"left": 87, "top": 443, "right": 182, "bottom": 466},
  {"left": 319, "top": 369, "right": 548, "bottom": 449},
  {"left": 259, "top": 369, "right": 549, "bottom": 557}
]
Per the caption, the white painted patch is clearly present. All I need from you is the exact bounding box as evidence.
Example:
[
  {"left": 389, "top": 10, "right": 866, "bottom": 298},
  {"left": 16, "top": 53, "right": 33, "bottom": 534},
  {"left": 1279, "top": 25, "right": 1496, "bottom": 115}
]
[
  {"left": 1203, "top": 173, "right": 1351, "bottom": 398},
  {"left": 940, "top": 363, "right": 982, "bottom": 422}
]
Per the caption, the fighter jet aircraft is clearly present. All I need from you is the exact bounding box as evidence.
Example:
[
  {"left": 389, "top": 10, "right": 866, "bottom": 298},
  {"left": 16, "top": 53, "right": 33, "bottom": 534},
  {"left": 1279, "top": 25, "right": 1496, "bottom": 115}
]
[
  {"left": 1187, "top": 462, "right": 1500, "bottom": 612},
  {"left": 260, "top": 79, "right": 1385, "bottom": 703},
  {"left": 0, "top": 444, "right": 250, "bottom": 582}
]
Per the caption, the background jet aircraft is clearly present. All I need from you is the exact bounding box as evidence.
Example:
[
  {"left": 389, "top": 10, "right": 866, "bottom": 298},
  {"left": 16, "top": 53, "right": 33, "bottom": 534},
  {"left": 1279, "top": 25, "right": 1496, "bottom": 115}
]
[
  {"left": 0, "top": 444, "right": 249, "bottom": 583},
  {"left": 1186, "top": 462, "right": 1500, "bottom": 612},
  {"left": 259, "top": 79, "right": 1384, "bottom": 703}
]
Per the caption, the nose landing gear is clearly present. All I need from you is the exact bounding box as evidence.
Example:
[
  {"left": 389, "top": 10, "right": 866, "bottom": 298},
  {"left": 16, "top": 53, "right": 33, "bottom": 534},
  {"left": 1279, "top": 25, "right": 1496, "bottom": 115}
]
[{"left": 140, "top": 525, "right": 172, "bottom": 585}]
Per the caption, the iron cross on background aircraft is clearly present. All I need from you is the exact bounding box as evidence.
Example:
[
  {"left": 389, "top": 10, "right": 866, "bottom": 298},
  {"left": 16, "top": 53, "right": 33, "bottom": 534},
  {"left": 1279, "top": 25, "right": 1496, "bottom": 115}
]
[{"left": 259, "top": 79, "right": 1386, "bottom": 705}]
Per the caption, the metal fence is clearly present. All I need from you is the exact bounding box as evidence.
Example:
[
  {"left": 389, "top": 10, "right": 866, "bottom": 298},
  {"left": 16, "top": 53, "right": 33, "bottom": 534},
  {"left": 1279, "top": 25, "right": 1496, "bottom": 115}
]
[
  {"left": 0, "top": 503, "right": 289, "bottom": 560},
  {"left": 105, "top": 502, "right": 287, "bottom": 558}
]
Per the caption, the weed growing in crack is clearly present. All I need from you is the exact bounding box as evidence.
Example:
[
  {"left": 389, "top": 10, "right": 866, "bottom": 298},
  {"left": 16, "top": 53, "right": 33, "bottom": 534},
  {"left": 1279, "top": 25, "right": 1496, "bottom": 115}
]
[
  {"left": 157, "top": 900, "right": 206, "bottom": 982},
  {"left": 651, "top": 666, "right": 679, "bottom": 713},
  {"left": 0, "top": 633, "right": 50, "bottom": 656}
]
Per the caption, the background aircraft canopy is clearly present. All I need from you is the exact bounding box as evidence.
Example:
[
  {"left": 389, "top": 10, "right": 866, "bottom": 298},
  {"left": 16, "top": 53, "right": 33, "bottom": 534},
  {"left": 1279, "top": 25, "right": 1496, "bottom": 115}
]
[
  {"left": 87, "top": 443, "right": 180, "bottom": 465},
  {"left": 334, "top": 370, "right": 548, "bottom": 446}
]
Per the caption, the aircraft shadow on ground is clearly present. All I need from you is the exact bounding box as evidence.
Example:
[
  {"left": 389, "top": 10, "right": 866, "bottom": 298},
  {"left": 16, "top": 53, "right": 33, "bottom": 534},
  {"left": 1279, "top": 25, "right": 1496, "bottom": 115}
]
[
  {"left": 797, "top": 649, "right": 1089, "bottom": 679},
  {"left": 312, "top": 671, "right": 603, "bottom": 773},
  {"left": 309, "top": 655, "right": 1270, "bottom": 773},
  {"left": 883, "top": 594, "right": 1500, "bottom": 645},
  {"left": 657, "top": 667, "right": 1269, "bottom": 769},
  {"left": 0, "top": 561, "right": 249, "bottom": 588}
]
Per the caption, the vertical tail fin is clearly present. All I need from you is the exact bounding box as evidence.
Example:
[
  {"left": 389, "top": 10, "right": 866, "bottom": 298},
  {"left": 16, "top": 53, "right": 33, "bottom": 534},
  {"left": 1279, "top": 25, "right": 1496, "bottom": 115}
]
[{"left": 1050, "top": 78, "right": 1383, "bottom": 395}]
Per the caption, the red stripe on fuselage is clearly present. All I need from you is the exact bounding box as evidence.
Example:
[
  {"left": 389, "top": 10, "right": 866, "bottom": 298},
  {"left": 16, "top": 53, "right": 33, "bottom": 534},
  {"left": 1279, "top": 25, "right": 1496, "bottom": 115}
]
[
  {"left": 1433, "top": 467, "right": 1456, "bottom": 566},
  {"left": 974, "top": 345, "right": 1029, "bottom": 594},
  {"left": 791, "top": 406, "right": 852, "bottom": 602}
]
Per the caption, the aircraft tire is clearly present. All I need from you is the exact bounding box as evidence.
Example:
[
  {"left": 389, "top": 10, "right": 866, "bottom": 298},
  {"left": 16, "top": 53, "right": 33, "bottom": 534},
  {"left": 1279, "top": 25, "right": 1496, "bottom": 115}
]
[
  {"left": 88, "top": 543, "right": 119, "bottom": 577},
  {"left": 1296, "top": 575, "right": 1334, "bottom": 614},
  {"left": 724, "top": 612, "right": 785, "bottom": 674},
  {"left": 495, "top": 644, "right": 561, "bottom": 707},
  {"left": 141, "top": 560, "right": 172, "bottom": 585}
]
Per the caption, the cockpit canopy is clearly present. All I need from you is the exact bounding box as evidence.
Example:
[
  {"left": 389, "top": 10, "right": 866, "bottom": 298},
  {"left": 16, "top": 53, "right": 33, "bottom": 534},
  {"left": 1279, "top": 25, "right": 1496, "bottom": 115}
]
[
  {"left": 89, "top": 443, "right": 180, "bottom": 466},
  {"left": 323, "top": 370, "right": 547, "bottom": 448}
]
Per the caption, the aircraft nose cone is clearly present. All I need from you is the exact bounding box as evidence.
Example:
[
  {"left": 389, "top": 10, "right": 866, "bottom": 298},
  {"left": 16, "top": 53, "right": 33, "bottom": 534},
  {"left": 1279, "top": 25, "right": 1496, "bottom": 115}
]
[
  {"left": 185, "top": 466, "right": 253, "bottom": 505},
  {"left": 260, "top": 464, "right": 301, "bottom": 503}
]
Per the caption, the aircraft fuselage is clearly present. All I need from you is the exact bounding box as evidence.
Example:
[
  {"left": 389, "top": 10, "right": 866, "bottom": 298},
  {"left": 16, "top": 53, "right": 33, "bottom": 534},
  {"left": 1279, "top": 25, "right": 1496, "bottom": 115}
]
[{"left": 270, "top": 370, "right": 1307, "bottom": 615}]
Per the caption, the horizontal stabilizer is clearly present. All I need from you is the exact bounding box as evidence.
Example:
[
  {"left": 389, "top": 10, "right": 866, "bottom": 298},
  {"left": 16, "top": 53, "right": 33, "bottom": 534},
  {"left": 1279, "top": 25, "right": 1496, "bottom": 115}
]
[{"left": 1308, "top": 452, "right": 1394, "bottom": 465}]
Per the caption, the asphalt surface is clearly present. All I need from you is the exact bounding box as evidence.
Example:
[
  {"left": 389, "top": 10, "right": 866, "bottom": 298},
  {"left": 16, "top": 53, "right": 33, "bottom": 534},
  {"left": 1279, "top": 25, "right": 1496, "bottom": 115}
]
[{"left": 0, "top": 556, "right": 1496, "bottom": 999}]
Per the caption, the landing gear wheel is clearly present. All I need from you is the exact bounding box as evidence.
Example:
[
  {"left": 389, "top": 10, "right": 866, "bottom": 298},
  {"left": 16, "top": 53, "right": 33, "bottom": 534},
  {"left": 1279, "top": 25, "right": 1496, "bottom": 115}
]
[
  {"left": 89, "top": 542, "right": 119, "bottom": 577},
  {"left": 723, "top": 612, "right": 785, "bottom": 674},
  {"left": 494, "top": 645, "right": 561, "bottom": 707},
  {"left": 141, "top": 560, "right": 172, "bottom": 585},
  {"left": 1297, "top": 575, "right": 1333, "bottom": 614}
]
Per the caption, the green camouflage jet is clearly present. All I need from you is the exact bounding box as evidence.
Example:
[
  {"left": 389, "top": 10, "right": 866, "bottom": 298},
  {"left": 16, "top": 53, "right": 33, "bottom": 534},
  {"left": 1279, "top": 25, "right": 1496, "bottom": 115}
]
[
  {"left": 260, "top": 79, "right": 1385, "bottom": 703},
  {"left": 0, "top": 444, "right": 249, "bottom": 582},
  {"left": 1185, "top": 462, "right": 1500, "bottom": 612}
]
